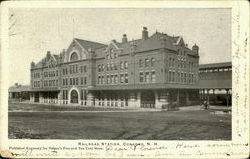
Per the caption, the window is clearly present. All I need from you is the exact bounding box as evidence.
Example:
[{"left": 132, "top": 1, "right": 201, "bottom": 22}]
[
  {"left": 110, "top": 51, "right": 114, "bottom": 59},
  {"left": 98, "top": 65, "right": 101, "bottom": 72},
  {"left": 169, "top": 71, "right": 171, "bottom": 82},
  {"left": 139, "top": 59, "right": 143, "bottom": 67},
  {"left": 70, "top": 52, "right": 78, "bottom": 61},
  {"left": 110, "top": 75, "right": 114, "bottom": 84},
  {"left": 178, "top": 72, "right": 180, "bottom": 83},
  {"left": 75, "top": 65, "right": 78, "bottom": 73},
  {"left": 184, "top": 73, "right": 187, "bottom": 83},
  {"left": 145, "top": 72, "right": 150, "bottom": 83},
  {"left": 125, "top": 73, "right": 128, "bottom": 83},
  {"left": 114, "top": 74, "right": 118, "bottom": 83},
  {"left": 151, "top": 71, "right": 156, "bottom": 83},
  {"left": 145, "top": 58, "right": 150, "bottom": 67},
  {"left": 110, "top": 63, "right": 114, "bottom": 71},
  {"left": 139, "top": 72, "right": 144, "bottom": 82},
  {"left": 84, "top": 77, "right": 87, "bottom": 85},
  {"left": 76, "top": 78, "right": 78, "bottom": 85},
  {"left": 82, "top": 77, "right": 84, "bottom": 85},
  {"left": 172, "top": 72, "right": 175, "bottom": 82},
  {"left": 120, "top": 74, "right": 124, "bottom": 83},
  {"left": 107, "top": 75, "right": 110, "bottom": 84},
  {"left": 107, "top": 64, "right": 110, "bottom": 71},
  {"left": 114, "top": 63, "right": 117, "bottom": 70},
  {"left": 102, "top": 76, "right": 104, "bottom": 84},
  {"left": 98, "top": 76, "right": 101, "bottom": 84},
  {"left": 101, "top": 65, "right": 104, "bottom": 72},
  {"left": 120, "top": 62, "right": 124, "bottom": 70},
  {"left": 124, "top": 61, "right": 128, "bottom": 69},
  {"left": 169, "top": 58, "right": 172, "bottom": 67},
  {"left": 151, "top": 58, "right": 155, "bottom": 67}
]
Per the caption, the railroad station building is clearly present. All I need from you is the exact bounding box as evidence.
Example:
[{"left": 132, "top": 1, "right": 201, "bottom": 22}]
[{"left": 28, "top": 27, "right": 200, "bottom": 109}]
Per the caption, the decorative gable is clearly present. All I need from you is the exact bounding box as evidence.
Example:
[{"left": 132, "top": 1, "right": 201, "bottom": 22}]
[{"left": 64, "top": 39, "right": 87, "bottom": 62}]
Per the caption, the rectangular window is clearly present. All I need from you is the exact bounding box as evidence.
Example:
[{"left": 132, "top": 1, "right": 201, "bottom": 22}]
[
  {"left": 98, "top": 65, "right": 101, "bottom": 72},
  {"left": 70, "top": 65, "right": 73, "bottom": 74},
  {"left": 181, "top": 73, "right": 183, "bottom": 83},
  {"left": 114, "top": 63, "right": 117, "bottom": 70},
  {"left": 110, "top": 63, "right": 114, "bottom": 71},
  {"left": 84, "top": 66, "right": 87, "bottom": 72},
  {"left": 81, "top": 77, "right": 84, "bottom": 85},
  {"left": 139, "top": 59, "right": 143, "bottom": 67},
  {"left": 107, "top": 64, "right": 110, "bottom": 71},
  {"left": 110, "top": 75, "right": 114, "bottom": 84},
  {"left": 98, "top": 76, "right": 101, "bottom": 84},
  {"left": 169, "top": 71, "right": 171, "bottom": 82},
  {"left": 75, "top": 78, "right": 78, "bottom": 85},
  {"left": 139, "top": 72, "right": 144, "bottom": 83},
  {"left": 102, "top": 76, "right": 105, "bottom": 84},
  {"left": 125, "top": 73, "right": 128, "bottom": 83},
  {"left": 145, "top": 72, "right": 150, "bottom": 82},
  {"left": 107, "top": 75, "right": 110, "bottom": 84},
  {"left": 114, "top": 74, "right": 118, "bottom": 83},
  {"left": 80, "top": 66, "right": 83, "bottom": 73},
  {"left": 76, "top": 65, "right": 78, "bottom": 73},
  {"left": 145, "top": 59, "right": 149, "bottom": 67},
  {"left": 120, "top": 74, "right": 124, "bottom": 83},
  {"left": 172, "top": 72, "right": 175, "bottom": 82},
  {"left": 84, "top": 77, "right": 87, "bottom": 85},
  {"left": 151, "top": 71, "right": 156, "bottom": 83}
]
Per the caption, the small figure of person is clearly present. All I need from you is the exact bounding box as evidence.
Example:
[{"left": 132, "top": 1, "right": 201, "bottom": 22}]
[{"left": 203, "top": 100, "right": 209, "bottom": 109}]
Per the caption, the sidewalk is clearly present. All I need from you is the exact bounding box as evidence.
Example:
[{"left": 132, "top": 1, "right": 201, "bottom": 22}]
[{"left": 178, "top": 105, "right": 232, "bottom": 111}]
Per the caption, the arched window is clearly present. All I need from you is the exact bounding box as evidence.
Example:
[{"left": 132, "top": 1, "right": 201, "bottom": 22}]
[{"left": 70, "top": 52, "right": 78, "bottom": 61}]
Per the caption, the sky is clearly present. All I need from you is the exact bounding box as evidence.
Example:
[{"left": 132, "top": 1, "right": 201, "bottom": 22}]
[{"left": 8, "top": 8, "right": 231, "bottom": 86}]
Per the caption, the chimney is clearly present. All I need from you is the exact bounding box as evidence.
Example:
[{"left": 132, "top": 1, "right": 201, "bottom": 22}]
[
  {"left": 192, "top": 43, "right": 199, "bottom": 54},
  {"left": 122, "top": 34, "right": 128, "bottom": 43},
  {"left": 142, "top": 27, "right": 148, "bottom": 40}
]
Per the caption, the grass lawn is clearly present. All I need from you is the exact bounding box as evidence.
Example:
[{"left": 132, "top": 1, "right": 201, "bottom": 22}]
[{"left": 8, "top": 103, "right": 231, "bottom": 140}]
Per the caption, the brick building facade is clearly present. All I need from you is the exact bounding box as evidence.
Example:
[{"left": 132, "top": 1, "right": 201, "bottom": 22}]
[{"left": 29, "top": 27, "right": 200, "bottom": 109}]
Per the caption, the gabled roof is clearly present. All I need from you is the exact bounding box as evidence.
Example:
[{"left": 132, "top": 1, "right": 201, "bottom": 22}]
[
  {"left": 114, "top": 32, "right": 180, "bottom": 54},
  {"left": 74, "top": 38, "right": 107, "bottom": 51},
  {"left": 34, "top": 53, "right": 60, "bottom": 68}
]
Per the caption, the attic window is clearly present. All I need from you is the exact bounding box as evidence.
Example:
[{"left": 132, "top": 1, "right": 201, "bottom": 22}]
[{"left": 70, "top": 52, "right": 78, "bottom": 61}]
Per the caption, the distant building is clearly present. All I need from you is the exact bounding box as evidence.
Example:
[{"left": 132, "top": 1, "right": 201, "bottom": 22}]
[
  {"left": 198, "top": 62, "right": 232, "bottom": 106},
  {"left": 8, "top": 83, "right": 30, "bottom": 101},
  {"left": 28, "top": 27, "right": 200, "bottom": 108}
]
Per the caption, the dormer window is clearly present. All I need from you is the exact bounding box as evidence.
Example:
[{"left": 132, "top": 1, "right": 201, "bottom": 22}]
[{"left": 70, "top": 52, "right": 78, "bottom": 61}]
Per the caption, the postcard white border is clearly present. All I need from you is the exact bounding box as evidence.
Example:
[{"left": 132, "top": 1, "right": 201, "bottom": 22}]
[{"left": 0, "top": 1, "right": 249, "bottom": 158}]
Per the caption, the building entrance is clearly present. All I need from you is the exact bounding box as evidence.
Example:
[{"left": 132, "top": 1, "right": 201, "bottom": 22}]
[
  {"left": 141, "top": 91, "right": 155, "bottom": 108},
  {"left": 70, "top": 90, "right": 78, "bottom": 104},
  {"left": 34, "top": 93, "right": 39, "bottom": 103}
]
